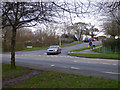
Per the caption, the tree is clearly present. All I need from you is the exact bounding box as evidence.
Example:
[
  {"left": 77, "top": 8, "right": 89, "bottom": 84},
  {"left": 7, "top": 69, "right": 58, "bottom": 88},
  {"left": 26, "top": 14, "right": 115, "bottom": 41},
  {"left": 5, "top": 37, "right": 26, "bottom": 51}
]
[
  {"left": 2, "top": 2, "right": 56, "bottom": 68},
  {"left": 67, "top": 22, "right": 88, "bottom": 41},
  {"left": 89, "top": 25, "right": 99, "bottom": 38},
  {"left": 97, "top": 1, "right": 120, "bottom": 26},
  {"left": 34, "top": 24, "right": 59, "bottom": 46},
  {"left": 103, "top": 20, "right": 120, "bottom": 39},
  {"left": 2, "top": 26, "right": 12, "bottom": 52},
  {"left": 84, "top": 27, "right": 89, "bottom": 37}
]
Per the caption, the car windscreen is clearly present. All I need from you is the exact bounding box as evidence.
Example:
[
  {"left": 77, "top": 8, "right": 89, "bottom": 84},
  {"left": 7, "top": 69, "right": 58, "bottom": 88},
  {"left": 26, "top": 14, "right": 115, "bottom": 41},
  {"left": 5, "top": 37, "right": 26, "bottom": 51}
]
[{"left": 49, "top": 46, "right": 58, "bottom": 48}]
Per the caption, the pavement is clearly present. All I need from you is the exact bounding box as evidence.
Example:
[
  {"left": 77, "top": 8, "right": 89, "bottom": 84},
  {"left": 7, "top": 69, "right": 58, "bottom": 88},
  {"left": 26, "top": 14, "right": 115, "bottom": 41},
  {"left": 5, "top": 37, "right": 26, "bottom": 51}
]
[{"left": 69, "top": 46, "right": 102, "bottom": 54}]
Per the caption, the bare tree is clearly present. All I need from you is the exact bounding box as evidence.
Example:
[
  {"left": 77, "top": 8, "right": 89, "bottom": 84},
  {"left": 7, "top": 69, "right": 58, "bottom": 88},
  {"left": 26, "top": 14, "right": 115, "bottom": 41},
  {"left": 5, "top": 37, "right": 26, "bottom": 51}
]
[
  {"left": 96, "top": 1, "right": 120, "bottom": 25},
  {"left": 2, "top": 26, "right": 12, "bottom": 52},
  {"left": 2, "top": 2, "right": 57, "bottom": 68},
  {"left": 34, "top": 24, "right": 59, "bottom": 46}
]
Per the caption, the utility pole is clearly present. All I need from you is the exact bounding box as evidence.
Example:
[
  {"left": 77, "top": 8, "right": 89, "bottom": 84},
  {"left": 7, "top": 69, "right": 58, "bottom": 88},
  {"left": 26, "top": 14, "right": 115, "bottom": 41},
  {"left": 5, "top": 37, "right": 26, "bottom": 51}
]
[
  {"left": 59, "top": 35, "right": 61, "bottom": 46},
  {"left": 58, "top": 33, "right": 61, "bottom": 46}
]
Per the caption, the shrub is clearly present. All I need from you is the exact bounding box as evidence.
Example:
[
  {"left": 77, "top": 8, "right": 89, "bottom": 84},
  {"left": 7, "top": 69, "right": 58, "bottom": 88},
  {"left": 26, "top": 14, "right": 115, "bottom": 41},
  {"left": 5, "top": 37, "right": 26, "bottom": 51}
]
[{"left": 102, "top": 38, "right": 120, "bottom": 52}]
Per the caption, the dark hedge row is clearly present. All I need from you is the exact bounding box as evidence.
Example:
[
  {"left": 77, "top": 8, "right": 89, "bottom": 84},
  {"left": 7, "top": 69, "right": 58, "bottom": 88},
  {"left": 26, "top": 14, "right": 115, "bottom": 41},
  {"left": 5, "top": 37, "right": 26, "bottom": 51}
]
[{"left": 102, "top": 38, "right": 120, "bottom": 52}]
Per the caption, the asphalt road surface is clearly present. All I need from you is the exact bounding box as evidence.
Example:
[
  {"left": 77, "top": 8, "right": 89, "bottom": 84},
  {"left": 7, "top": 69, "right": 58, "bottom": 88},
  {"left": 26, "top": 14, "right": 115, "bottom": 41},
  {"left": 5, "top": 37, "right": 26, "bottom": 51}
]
[
  {"left": 2, "top": 41, "right": 120, "bottom": 80},
  {"left": 2, "top": 54, "right": 119, "bottom": 80},
  {"left": 5, "top": 41, "right": 102, "bottom": 56}
]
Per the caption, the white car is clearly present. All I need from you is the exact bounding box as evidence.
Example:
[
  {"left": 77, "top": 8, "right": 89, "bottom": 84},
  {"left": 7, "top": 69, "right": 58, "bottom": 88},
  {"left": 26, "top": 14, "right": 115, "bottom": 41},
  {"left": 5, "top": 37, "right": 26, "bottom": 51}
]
[{"left": 47, "top": 45, "right": 61, "bottom": 55}]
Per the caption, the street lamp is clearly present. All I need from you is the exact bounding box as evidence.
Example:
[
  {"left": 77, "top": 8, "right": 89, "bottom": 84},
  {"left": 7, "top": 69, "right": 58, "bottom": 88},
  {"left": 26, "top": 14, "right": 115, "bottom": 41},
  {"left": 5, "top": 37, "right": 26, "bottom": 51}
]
[
  {"left": 57, "top": 33, "right": 62, "bottom": 46},
  {"left": 59, "top": 36, "right": 61, "bottom": 46}
]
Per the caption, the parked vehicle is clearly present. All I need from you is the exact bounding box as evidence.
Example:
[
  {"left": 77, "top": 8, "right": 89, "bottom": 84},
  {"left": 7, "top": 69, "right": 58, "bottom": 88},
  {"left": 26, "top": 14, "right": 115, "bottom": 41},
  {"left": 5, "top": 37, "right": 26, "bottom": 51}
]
[
  {"left": 47, "top": 45, "right": 61, "bottom": 55},
  {"left": 84, "top": 37, "right": 89, "bottom": 42}
]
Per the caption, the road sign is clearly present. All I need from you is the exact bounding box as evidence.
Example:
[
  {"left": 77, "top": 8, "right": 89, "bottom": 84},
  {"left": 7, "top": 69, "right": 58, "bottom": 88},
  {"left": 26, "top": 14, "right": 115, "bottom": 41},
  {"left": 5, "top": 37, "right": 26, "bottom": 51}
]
[{"left": 27, "top": 46, "right": 32, "bottom": 48}]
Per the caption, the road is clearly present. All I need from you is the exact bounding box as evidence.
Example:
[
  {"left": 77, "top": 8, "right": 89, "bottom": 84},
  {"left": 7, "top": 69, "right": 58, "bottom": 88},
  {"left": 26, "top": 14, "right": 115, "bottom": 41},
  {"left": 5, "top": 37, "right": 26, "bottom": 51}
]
[
  {"left": 5, "top": 41, "right": 102, "bottom": 56},
  {"left": 2, "top": 41, "right": 120, "bottom": 80}
]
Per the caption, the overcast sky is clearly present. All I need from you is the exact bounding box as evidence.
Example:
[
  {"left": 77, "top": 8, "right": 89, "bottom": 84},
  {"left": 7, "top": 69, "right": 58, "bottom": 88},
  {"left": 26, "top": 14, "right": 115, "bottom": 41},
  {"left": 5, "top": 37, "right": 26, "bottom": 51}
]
[
  {"left": 30, "top": 0, "right": 105, "bottom": 36},
  {"left": 26, "top": 0, "right": 118, "bottom": 36}
]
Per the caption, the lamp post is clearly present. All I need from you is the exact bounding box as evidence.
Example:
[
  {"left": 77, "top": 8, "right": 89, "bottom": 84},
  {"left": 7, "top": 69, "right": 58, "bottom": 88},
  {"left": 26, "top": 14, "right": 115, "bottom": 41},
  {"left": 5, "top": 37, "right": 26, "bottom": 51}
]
[
  {"left": 58, "top": 33, "right": 61, "bottom": 46},
  {"left": 59, "top": 35, "right": 61, "bottom": 46}
]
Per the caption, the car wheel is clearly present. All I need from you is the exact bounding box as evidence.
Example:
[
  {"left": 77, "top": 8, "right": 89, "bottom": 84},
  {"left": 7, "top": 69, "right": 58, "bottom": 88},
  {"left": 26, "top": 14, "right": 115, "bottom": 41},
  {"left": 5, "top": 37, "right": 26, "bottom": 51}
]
[{"left": 47, "top": 53, "right": 50, "bottom": 55}]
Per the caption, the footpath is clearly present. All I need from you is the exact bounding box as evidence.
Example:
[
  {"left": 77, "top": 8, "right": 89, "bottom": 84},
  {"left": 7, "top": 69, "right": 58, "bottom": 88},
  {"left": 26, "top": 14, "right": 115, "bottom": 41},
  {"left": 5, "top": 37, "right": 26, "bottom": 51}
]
[{"left": 69, "top": 46, "right": 102, "bottom": 54}]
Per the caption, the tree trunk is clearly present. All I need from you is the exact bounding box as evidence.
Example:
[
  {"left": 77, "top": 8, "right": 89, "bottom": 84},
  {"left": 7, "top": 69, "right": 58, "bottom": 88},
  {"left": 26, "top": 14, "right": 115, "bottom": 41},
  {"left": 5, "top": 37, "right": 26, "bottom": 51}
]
[
  {"left": 11, "top": 28, "right": 17, "bottom": 69},
  {"left": 91, "top": 32, "right": 93, "bottom": 38}
]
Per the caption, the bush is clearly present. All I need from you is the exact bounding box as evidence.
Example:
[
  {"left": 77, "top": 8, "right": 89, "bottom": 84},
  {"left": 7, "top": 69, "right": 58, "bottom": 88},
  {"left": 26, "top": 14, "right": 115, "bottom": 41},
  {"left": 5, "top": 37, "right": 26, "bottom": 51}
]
[
  {"left": 2, "top": 41, "right": 11, "bottom": 52},
  {"left": 15, "top": 42, "right": 25, "bottom": 51},
  {"left": 102, "top": 38, "right": 120, "bottom": 52}
]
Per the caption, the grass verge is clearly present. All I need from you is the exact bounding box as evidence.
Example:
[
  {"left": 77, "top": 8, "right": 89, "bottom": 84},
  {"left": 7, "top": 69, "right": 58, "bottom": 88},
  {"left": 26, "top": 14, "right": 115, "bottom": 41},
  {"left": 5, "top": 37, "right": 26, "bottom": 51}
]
[
  {"left": 92, "top": 47, "right": 102, "bottom": 53},
  {"left": 69, "top": 53, "right": 119, "bottom": 59},
  {"left": 3, "top": 63, "right": 119, "bottom": 88},
  {"left": 62, "top": 41, "right": 83, "bottom": 47},
  {"left": 71, "top": 47, "right": 89, "bottom": 51},
  {"left": 24, "top": 46, "right": 47, "bottom": 51},
  {"left": 2, "top": 63, "right": 30, "bottom": 80}
]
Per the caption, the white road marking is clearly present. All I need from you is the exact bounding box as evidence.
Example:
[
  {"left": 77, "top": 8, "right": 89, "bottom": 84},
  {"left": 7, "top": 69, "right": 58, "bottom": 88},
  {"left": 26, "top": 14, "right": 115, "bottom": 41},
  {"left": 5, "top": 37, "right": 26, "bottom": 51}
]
[
  {"left": 87, "top": 62, "right": 91, "bottom": 63},
  {"left": 102, "top": 63, "right": 118, "bottom": 65},
  {"left": 63, "top": 66, "right": 68, "bottom": 68},
  {"left": 50, "top": 56, "right": 54, "bottom": 57},
  {"left": 82, "top": 62, "right": 118, "bottom": 66},
  {"left": 54, "top": 55, "right": 58, "bottom": 57},
  {"left": 50, "top": 65, "right": 55, "bottom": 67},
  {"left": 112, "top": 64, "right": 117, "bottom": 65},
  {"left": 89, "top": 59, "right": 118, "bottom": 62},
  {"left": 74, "top": 61, "right": 77, "bottom": 62},
  {"left": 102, "top": 72, "right": 120, "bottom": 74},
  {"left": 102, "top": 63, "right": 111, "bottom": 65},
  {"left": 14, "top": 54, "right": 118, "bottom": 66},
  {"left": 71, "top": 67, "right": 79, "bottom": 70}
]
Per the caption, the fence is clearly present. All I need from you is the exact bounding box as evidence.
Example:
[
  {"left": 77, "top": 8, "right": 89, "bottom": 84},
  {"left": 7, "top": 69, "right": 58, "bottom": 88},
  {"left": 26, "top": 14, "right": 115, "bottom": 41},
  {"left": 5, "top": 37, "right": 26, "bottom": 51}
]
[{"left": 102, "top": 46, "right": 119, "bottom": 54}]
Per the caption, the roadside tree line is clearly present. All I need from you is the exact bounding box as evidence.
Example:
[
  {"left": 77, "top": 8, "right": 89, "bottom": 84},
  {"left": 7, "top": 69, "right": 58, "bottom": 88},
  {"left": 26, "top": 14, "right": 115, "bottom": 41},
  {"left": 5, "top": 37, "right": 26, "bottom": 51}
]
[{"left": 2, "top": 24, "right": 59, "bottom": 52}]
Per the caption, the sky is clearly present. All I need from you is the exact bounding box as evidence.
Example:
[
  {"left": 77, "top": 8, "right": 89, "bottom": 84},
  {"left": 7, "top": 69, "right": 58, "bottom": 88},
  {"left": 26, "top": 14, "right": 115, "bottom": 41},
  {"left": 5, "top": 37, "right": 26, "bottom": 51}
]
[{"left": 28, "top": 0, "right": 115, "bottom": 37}]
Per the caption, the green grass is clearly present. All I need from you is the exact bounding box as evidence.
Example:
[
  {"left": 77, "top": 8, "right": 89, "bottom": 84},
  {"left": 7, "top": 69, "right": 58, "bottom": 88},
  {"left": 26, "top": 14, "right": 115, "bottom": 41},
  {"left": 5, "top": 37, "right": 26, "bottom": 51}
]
[
  {"left": 69, "top": 46, "right": 119, "bottom": 59},
  {"left": 0, "top": 48, "right": 2, "bottom": 53},
  {"left": 92, "top": 47, "right": 102, "bottom": 53},
  {"left": 69, "top": 53, "right": 119, "bottom": 59},
  {"left": 9, "top": 71, "right": 118, "bottom": 88},
  {"left": 3, "top": 63, "right": 119, "bottom": 88},
  {"left": 72, "top": 47, "right": 89, "bottom": 51},
  {"left": 2, "top": 63, "right": 30, "bottom": 80},
  {"left": 24, "top": 46, "right": 47, "bottom": 51},
  {"left": 0, "top": 63, "right": 2, "bottom": 76},
  {"left": 62, "top": 41, "right": 83, "bottom": 47}
]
